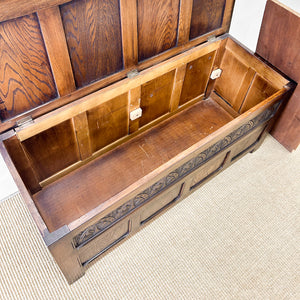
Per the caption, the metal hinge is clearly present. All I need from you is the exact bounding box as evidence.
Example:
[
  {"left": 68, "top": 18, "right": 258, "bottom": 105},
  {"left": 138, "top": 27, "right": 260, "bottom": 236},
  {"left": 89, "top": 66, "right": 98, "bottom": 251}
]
[
  {"left": 16, "top": 116, "right": 34, "bottom": 129},
  {"left": 207, "top": 35, "right": 217, "bottom": 42},
  {"left": 127, "top": 69, "right": 139, "bottom": 79}
]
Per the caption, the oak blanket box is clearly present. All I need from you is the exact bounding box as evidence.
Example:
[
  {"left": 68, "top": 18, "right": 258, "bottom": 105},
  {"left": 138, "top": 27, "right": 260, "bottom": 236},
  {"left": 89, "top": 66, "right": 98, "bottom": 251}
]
[{"left": 0, "top": 0, "right": 295, "bottom": 283}]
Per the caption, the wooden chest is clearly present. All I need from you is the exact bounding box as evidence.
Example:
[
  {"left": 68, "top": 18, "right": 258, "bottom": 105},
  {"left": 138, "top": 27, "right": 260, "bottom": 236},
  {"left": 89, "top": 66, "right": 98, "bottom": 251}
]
[{"left": 0, "top": 0, "right": 295, "bottom": 283}]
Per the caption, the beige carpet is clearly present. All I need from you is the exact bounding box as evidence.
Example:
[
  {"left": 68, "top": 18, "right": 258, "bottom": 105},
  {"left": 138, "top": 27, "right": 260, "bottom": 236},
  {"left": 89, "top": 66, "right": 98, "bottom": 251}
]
[{"left": 0, "top": 135, "right": 299, "bottom": 299}]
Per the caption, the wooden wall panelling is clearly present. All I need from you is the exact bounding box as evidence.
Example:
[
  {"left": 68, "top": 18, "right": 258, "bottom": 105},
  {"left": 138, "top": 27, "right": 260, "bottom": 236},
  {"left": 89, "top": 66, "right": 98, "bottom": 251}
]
[
  {"left": 22, "top": 119, "right": 80, "bottom": 181},
  {"left": 214, "top": 50, "right": 250, "bottom": 111},
  {"left": 139, "top": 71, "right": 175, "bottom": 127},
  {"left": 239, "top": 74, "right": 278, "bottom": 114},
  {"left": 129, "top": 87, "right": 141, "bottom": 134},
  {"left": 169, "top": 66, "right": 187, "bottom": 112},
  {"left": 60, "top": 0, "right": 123, "bottom": 88},
  {"left": 177, "top": 0, "right": 193, "bottom": 46},
  {"left": 3, "top": 136, "right": 41, "bottom": 193},
  {"left": 189, "top": 0, "right": 226, "bottom": 40},
  {"left": 179, "top": 51, "right": 216, "bottom": 106},
  {"left": 38, "top": 6, "right": 76, "bottom": 96},
  {"left": 119, "top": 0, "right": 138, "bottom": 68},
  {"left": 137, "top": 0, "right": 180, "bottom": 61},
  {"left": 72, "top": 113, "right": 92, "bottom": 161},
  {"left": 86, "top": 94, "right": 129, "bottom": 153},
  {"left": 0, "top": 14, "right": 57, "bottom": 121},
  {"left": 0, "top": 0, "right": 71, "bottom": 23}
]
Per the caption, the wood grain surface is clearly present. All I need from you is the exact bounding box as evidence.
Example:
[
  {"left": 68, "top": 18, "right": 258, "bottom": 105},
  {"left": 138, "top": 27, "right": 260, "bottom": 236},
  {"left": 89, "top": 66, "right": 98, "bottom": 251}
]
[
  {"left": 256, "top": 0, "right": 300, "bottom": 151},
  {"left": 60, "top": 0, "right": 123, "bottom": 88},
  {"left": 137, "top": 0, "right": 180, "bottom": 61},
  {"left": 0, "top": 0, "right": 71, "bottom": 23},
  {"left": 33, "top": 99, "right": 233, "bottom": 232},
  {"left": 87, "top": 93, "right": 129, "bottom": 153},
  {"left": 0, "top": 14, "right": 57, "bottom": 121},
  {"left": 190, "top": 0, "right": 226, "bottom": 40},
  {"left": 139, "top": 71, "right": 175, "bottom": 127},
  {"left": 179, "top": 51, "right": 216, "bottom": 105},
  {"left": 22, "top": 120, "right": 80, "bottom": 181},
  {"left": 256, "top": 0, "right": 300, "bottom": 82}
]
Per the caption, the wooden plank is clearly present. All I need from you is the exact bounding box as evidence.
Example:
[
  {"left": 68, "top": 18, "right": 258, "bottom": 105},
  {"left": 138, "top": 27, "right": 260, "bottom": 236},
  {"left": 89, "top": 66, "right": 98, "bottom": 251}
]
[
  {"left": 0, "top": 0, "right": 71, "bottom": 23},
  {"left": 86, "top": 94, "right": 129, "bottom": 153},
  {"left": 169, "top": 66, "right": 187, "bottom": 112},
  {"left": 179, "top": 51, "right": 216, "bottom": 106},
  {"left": 3, "top": 136, "right": 41, "bottom": 193},
  {"left": 190, "top": 0, "right": 226, "bottom": 39},
  {"left": 119, "top": 0, "right": 138, "bottom": 68},
  {"left": 129, "top": 87, "right": 142, "bottom": 134},
  {"left": 177, "top": 0, "right": 193, "bottom": 46},
  {"left": 137, "top": 0, "right": 180, "bottom": 61},
  {"left": 139, "top": 71, "right": 175, "bottom": 127},
  {"left": 72, "top": 113, "right": 92, "bottom": 161},
  {"left": 0, "top": 14, "right": 57, "bottom": 121},
  {"left": 239, "top": 74, "right": 278, "bottom": 114},
  {"left": 22, "top": 120, "right": 81, "bottom": 181},
  {"left": 60, "top": 0, "right": 123, "bottom": 88},
  {"left": 0, "top": 141, "right": 48, "bottom": 236},
  {"left": 16, "top": 40, "right": 222, "bottom": 141},
  {"left": 38, "top": 6, "right": 76, "bottom": 97},
  {"left": 256, "top": 0, "right": 300, "bottom": 82},
  {"left": 272, "top": 86, "right": 300, "bottom": 151},
  {"left": 226, "top": 38, "right": 289, "bottom": 88}
]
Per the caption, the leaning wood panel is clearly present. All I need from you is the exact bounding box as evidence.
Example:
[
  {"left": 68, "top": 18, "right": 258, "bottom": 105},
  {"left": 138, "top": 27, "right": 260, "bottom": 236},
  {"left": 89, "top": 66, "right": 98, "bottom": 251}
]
[
  {"left": 256, "top": 0, "right": 300, "bottom": 82},
  {"left": 22, "top": 120, "right": 80, "bottom": 181},
  {"left": 87, "top": 94, "right": 129, "bottom": 153},
  {"left": 0, "top": 0, "right": 71, "bottom": 23},
  {"left": 137, "top": 0, "right": 180, "bottom": 61},
  {"left": 60, "top": 0, "right": 123, "bottom": 88},
  {"left": 38, "top": 6, "right": 76, "bottom": 97},
  {"left": 0, "top": 14, "right": 57, "bottom": 121},
  {"left": 190, "top": 0, "right": 226, "bottom": 40}
]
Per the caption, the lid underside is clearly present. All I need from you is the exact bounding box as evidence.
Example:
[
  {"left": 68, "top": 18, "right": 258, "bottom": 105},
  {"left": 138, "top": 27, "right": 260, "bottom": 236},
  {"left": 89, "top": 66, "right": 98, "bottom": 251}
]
[{"left": 0, "top": 0, "right": 235, "bottom": 133}]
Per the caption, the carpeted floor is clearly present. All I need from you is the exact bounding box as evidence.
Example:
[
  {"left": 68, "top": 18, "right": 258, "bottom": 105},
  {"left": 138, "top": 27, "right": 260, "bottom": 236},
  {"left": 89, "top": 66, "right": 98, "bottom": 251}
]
[{"left": 0, "top": 135, "right": 299, "bottom": 299}]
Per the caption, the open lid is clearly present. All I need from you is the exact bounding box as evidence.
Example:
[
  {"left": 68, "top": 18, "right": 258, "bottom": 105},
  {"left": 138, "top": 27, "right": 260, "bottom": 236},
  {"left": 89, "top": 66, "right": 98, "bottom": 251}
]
[
  {"left": 0, "top": 0, "right": 235, "bottom": 134},
  {"left": 256, "top": 0, "right": 300, "bottom": 82}
]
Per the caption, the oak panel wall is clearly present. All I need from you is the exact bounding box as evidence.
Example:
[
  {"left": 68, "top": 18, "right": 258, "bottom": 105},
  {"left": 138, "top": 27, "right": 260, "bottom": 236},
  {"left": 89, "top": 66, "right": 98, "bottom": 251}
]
[
  {"left": 137, "top": 0, "right": 180, "bottom": 61},
  {"left": 190, "top": 0, "right": 226, "bottom": 40},
  {"left": 60, "top": 0, "right": 124, "bottom": 88},
  {"left": 0, "top": 14, "right": 57, "bottom": 121}
]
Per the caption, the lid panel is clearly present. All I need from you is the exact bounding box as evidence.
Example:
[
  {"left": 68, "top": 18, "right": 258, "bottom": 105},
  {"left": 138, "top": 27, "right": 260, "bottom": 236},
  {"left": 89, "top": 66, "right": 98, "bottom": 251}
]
[
  {"left": 0, "top": 13, "right": 57, "bottom": 122},
  {"left": 190, "top": 0, "right": 226, "bottom": 40},
  {"left": 60, "top": 0, "right": 124, "bottom": 88},
  {"left": 137, "top": 0, "right": 180, "bottom": 61}
]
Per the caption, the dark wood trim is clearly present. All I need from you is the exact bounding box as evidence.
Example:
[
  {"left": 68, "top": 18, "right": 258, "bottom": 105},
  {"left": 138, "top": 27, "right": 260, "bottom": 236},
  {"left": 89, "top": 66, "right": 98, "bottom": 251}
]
[
  {"left": 0, "top": 0, "right": 71, "bottom": 23},
  {"left": 38, "top": 6, "right": 76, "bottom": 97},
  {"left": 177, "top": 0, "right": 193, "bottom": 46}
]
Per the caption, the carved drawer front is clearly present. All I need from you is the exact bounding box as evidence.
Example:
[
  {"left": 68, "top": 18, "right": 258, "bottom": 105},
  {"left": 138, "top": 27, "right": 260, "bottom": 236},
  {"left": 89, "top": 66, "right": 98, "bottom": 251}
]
[
  {"left": 78, "top": 218, "right": 131, "bottom": 267},
  {"left": 188, "top": 150, "right": 230, "bottom": 192},
  {"left": 139, "top": 181, "right": 186, "bottom": 226}
]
